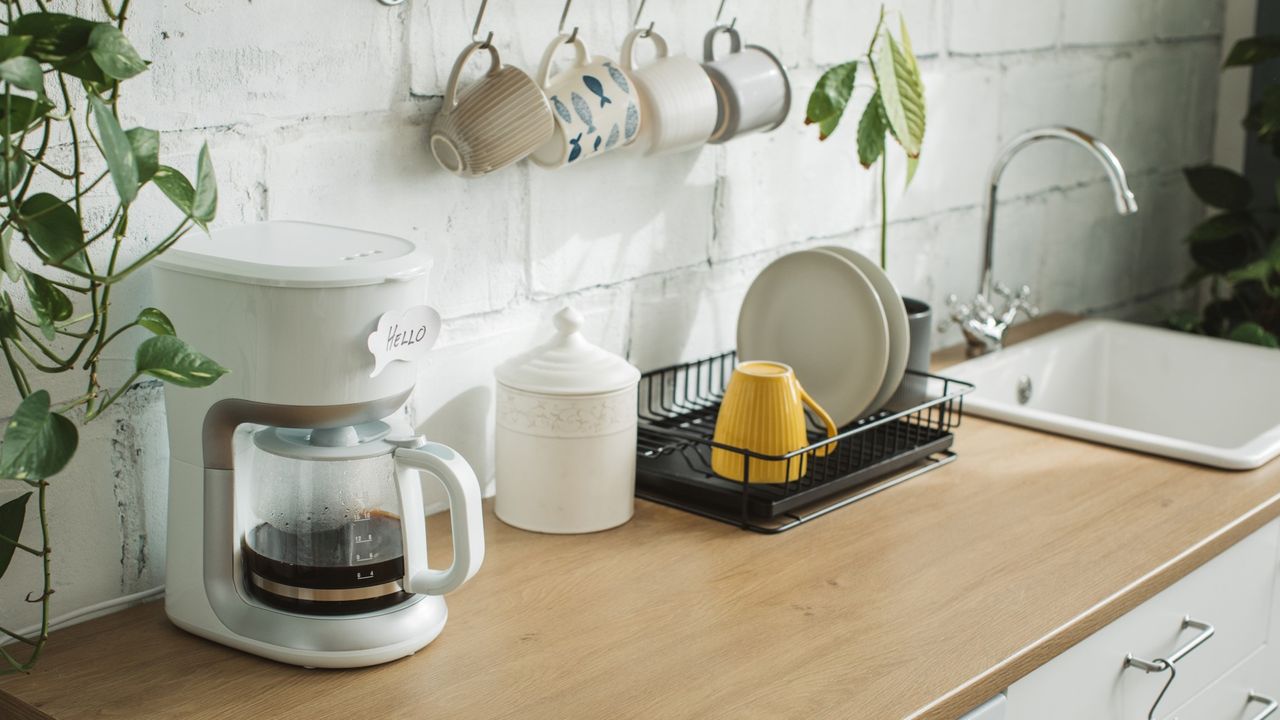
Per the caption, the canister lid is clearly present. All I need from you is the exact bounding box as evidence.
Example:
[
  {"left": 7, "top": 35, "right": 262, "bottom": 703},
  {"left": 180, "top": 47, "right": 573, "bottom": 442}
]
[
  {"left": 495, "top": 307, "right": 640, "bottom": 395},
  {"left": 151, "top": 221, "right": 432, "bottom": 288}
]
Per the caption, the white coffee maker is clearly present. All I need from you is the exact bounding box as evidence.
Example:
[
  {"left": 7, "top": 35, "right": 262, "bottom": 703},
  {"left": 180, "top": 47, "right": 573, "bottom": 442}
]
[{"left": 152, "top": 221, "right": 484, "bottom": 668}]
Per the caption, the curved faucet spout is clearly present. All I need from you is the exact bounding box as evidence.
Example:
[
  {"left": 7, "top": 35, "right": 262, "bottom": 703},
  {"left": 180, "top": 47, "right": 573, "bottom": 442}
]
[{"left": 980, "top": 126, "right": 1138, "bottom": 299}]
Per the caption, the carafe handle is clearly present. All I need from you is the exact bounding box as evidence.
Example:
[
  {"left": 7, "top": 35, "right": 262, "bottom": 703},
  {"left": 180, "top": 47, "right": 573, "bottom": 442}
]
[{"left": 393, "top": 440, "right": 485, "bottom": 596}]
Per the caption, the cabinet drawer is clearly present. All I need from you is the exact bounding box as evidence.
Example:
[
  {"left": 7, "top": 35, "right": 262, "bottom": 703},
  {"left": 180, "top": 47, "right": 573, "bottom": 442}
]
[
  {"left": 1166, "top": 645, "right": 1280, "bottom": 720},
  {"left": 1006, "top": 520, "right": 1279, "bottom": 720}
]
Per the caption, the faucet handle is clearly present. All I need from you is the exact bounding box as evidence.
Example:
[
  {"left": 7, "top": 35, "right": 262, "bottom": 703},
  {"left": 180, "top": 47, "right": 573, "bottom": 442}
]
[
  {"left": 1014, "top": 285, "right": 1040, "bottom": 317},
  {"left": 940, "top": 293, "right": 970, "bottom": 332}
]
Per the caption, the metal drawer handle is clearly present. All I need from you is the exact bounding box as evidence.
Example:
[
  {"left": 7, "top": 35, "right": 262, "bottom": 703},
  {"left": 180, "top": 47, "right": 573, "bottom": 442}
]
[
  {"left": 1125, "top": 616, "right": 1215, "bottom": 673},
  {"left": 1247, "top": 692, "right": 1279, "bottom": 720}
]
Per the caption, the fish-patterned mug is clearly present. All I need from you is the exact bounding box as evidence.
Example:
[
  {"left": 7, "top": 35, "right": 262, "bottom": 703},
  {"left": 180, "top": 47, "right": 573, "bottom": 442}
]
[{"left": 529, "top": 34, "right": 641, "bottom": 169}]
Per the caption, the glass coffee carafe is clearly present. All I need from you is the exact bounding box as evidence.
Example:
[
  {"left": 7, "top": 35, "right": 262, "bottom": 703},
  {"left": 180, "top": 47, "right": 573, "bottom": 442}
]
[{"left": 241, "top": 421, "right": 484, "bottom": 616}]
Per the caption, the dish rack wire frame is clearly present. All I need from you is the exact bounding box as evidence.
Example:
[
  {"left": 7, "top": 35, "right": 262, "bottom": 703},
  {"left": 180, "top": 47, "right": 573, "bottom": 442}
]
[{"left": 635, "top": 351, "right": 974, "bottom": 533}]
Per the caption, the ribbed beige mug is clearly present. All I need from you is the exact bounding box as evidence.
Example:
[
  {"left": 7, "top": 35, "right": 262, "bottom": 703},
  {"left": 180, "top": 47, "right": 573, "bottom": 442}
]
[
  {"left": 621, "top": 28, "right": 718, "bottom": 156},
  {"left": 430, "top": 41, "right": 556, "bottom": 178},
  {"left": 701, "top": 25, "right": 791, "bottom": 144}
]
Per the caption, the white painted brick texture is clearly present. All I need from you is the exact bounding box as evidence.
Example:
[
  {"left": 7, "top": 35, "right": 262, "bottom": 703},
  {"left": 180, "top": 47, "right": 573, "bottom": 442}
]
[{"left": 0, "top": 0, "right": 1227, "bottom": 629}]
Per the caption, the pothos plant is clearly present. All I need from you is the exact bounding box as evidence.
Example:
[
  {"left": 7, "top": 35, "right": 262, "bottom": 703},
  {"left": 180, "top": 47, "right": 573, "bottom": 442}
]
[
  {"left": 1170, "top": 35, "right": 1280, "bottom": 348},
  {"left": 0, "top": 2, "right": 227, "bottom": 673},
  {"left": 804, "top": 6, "right": 926, "bottom": 270}
]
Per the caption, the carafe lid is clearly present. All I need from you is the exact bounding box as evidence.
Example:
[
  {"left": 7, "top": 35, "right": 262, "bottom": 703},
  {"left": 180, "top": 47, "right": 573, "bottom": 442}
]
[
  {"left": 253, "top": 421, "right": 396, "bottom": 461},
  {"left": 495, "top": 307, "right": 640, "bottom": 395}
]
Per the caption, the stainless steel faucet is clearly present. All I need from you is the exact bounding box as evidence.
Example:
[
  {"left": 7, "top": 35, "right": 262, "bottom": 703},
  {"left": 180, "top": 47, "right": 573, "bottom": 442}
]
[{"left": 946, "top": 126, "right": 1139, "bottom": 357}]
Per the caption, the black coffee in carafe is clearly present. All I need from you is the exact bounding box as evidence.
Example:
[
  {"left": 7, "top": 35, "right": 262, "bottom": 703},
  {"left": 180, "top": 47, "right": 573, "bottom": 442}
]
[{"left": 242, "top": 511, "right": 412, "bottom": 615}]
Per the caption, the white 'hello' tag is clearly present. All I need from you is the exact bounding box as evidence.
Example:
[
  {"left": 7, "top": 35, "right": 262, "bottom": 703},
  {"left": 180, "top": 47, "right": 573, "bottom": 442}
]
[{"left": 367, "top": 305, "right": 442, "bottom": 377}]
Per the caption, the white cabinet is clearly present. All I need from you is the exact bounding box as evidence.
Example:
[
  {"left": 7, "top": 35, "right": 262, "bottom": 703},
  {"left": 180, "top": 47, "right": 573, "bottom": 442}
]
[
  {"left": 1005, "top": 519, "right": 1280, "bottom": 720},
  {"left": 960, "top": 694, "right": 1007, "bottom": 720}
]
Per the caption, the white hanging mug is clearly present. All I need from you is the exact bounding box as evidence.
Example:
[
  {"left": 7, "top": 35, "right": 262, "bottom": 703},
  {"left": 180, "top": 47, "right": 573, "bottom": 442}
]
[
  {"left": 620, "top": 28, "right": 719, "bottom": 156},
  {"left": 530, "top": 34, "right": 642, "bottom": 168},
  {"left": 701, "top": 25, "right": 791, "bottom": 144}
]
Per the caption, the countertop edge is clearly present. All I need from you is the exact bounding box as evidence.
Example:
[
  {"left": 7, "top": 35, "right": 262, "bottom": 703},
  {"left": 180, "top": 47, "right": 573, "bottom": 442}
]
[
  {"left": 913, "top": 489, "right": 1280, "bottom": 719},
  {"left": 0, "top": 687, "right": 55, "bottom": 720}
]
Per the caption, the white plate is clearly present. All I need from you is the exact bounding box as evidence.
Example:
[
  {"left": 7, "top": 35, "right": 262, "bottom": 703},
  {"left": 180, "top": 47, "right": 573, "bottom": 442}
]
[
  {"left": 737, "top": 250, "right": 890, "bottom": 427},
  {"left": 817, "top": 246, "right": 909, "bottom": 414}
]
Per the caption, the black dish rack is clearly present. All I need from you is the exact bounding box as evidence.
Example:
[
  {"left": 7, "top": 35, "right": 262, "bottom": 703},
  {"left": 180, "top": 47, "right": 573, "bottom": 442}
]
[{"left": 635, "top": 351, "right": 974, "bottom": 533}]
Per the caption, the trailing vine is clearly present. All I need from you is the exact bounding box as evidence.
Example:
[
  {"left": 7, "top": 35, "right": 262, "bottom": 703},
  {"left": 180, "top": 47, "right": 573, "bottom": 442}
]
[{"left": 0, "top": 1, "right": 227, "bottom": 673}]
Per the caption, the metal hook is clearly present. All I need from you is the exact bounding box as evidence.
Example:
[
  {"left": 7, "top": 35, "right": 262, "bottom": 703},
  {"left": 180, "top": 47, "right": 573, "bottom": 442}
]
[
  {"left": 471, "top": 0, "right": 494, "bottom": 48},
  {"left": 633, "top": 0, "right": 654, "bottom": 37},
  {"left": 558, "top": 0, "right": 579, "bottom": 44},
  {"left": 714, "top": 0, "right": 737, "bottom": 29}
]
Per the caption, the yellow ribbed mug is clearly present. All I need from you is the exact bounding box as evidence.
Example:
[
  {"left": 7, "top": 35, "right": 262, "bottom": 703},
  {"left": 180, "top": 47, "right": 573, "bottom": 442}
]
[{"left": 710, "top": 361, "right": 839, "bottom": 483}]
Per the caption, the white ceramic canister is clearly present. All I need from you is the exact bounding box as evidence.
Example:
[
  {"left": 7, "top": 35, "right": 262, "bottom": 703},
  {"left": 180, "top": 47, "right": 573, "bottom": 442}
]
[{"left": 494, "top": 307, "right": 641, "bottom": 534}]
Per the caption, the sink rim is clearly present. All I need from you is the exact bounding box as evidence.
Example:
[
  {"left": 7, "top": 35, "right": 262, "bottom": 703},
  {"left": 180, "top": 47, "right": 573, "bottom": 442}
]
[{"left": 948, "top": 318, "right": 1280, "bottom": 470}]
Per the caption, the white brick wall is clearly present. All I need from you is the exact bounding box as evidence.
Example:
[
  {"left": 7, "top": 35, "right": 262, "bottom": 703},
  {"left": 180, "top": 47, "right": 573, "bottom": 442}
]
[{"left": 0, "top": 0, "right": 1224, "bottom": 631}]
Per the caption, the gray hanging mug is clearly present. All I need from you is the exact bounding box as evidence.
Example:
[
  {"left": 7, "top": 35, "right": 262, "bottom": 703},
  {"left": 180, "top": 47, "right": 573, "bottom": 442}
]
[
  {"left": 700, "top": 25, "right": 791, "bottom": 144},
  {"left": 430, "top": 41, "right": 556, "bottom": 178}
]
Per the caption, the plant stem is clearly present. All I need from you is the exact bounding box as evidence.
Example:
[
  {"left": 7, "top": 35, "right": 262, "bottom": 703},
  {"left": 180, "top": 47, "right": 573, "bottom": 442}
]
[
  {"left": 0, "top": 625, "right": 37, "bottom": 647},
  {"left": 1, "top": 339, "right": 30, "bottom": 397},
  {"left": 0, "top": 532, "right": 42, "bottom": 556},
  {"left": 880, "top": 156, "right": 888, "bottom": 270},
  {"left": 83, "top": 371, "right": 140, "bottom": 421},
  {"left": 25, "top": 479, "right": 52, "bottom": 669}
]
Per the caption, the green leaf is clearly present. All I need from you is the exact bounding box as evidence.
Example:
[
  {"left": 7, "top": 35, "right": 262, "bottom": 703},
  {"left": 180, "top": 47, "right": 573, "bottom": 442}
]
[
  {"left": 10, "top": 13, "right": 95, "bottom": 64},
  {"left": 1225, "top": 36, "right": 1280, "bottom": 67},
  {"left": 899, "top": 16, "right": 923, "bottom": 81},
  {"left": 191, "top": 143, "right": 216, "bottom": 226},
  {"left": 0, "top": 492, "right": 31, "bottom": 579},
  {"left": 0, "top": 390, "right": 78, "bottom": 482},
  {"left": 0, "top": 228, "right": 19, "bottom": 283},
  {"left": 1186, "top": 212, "right": 1254, "bottom": 243},
  {"left": 873, "top": 29, "right": 926, "bottom": 158},
  {"left": 905, "top": 155, "right": 919, "bottom": 186},
  {"left": 0, "top": 56, "right": 45, "bottom": 98},
  {"left": 1184, "top": 165, "right": 1252, "bottom": 211},
  {"left": 0, "top": 155, "right": 29, "bottom": 196},
  {"left": 856, "top": 92, "right": 887, "bottom": 168},
  {"left": 87, "top": 23, "right": 147, "bottom": 81},
  {"left": 89, "top": 94, "right": 138, "bottom": 205},
  {"left": 0, "top": 36, "right": 33, "bottom": 63},
  {"left": 1167, "top": 310, "right": 1202, "bottom": 334},
  {"left": 135, "top": 335, "right": 228, "bottom": 388},
  {"left": 0, "top": 96, "right": 52, "bottom": 136},
  {"left": 1246, "top": 86, "right": 1280, "bottom": 154},
  {"left": 1226, "top": 258, "right": 1274, "bottom": 291},
  {"left": 20, "top": 193, "right": 87, "bottom": 273},
  {"left": 1228, "top": 321, "right": 1280, "bottom": 348},
  {"left": 126, "top": 127, "right": 159, "bottom": 184},
  {"left": 1187, "top": 212, "right": 1259, "bottom": 273},
  {"left": 22, "top": 269, "right": 71, "bottom": 340},
  {"left": 136, "top": 307, "right": 175, "bottom": 336},
  {"left": 0, "top": 293, "right": 17, "bottom": 341},
  {"left": 805, "top": 61, "right": 858, "bottom": 140},
  {"left": 152, "top": 165, "right": 194, "bottom": 215}
]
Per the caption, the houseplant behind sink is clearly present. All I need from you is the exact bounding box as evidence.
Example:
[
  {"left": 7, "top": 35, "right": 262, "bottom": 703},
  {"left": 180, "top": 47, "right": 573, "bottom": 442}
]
[
  {"left": 804, "top": 5, "right": 931, "bottom": 376},
  {"left": 1171, "top": 35, "right": 1280, "bottom": 349}
]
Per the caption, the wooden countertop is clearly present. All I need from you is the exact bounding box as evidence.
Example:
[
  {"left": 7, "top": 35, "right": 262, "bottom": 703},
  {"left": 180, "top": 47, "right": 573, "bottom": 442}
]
[{"left": 5, "top": 316, "right": 1280, "bottom": 720}]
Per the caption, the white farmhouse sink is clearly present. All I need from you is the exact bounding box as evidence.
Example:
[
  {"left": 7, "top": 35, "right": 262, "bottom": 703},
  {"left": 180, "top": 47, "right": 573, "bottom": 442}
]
[{"left": 946, "top": 319, "right": 1280, "bottom": 469}]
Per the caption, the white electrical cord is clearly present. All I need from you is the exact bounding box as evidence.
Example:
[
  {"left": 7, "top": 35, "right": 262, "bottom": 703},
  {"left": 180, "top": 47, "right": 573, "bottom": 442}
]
[{"left": 0, "top": 585, "right": 164, "bottom": 647}]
